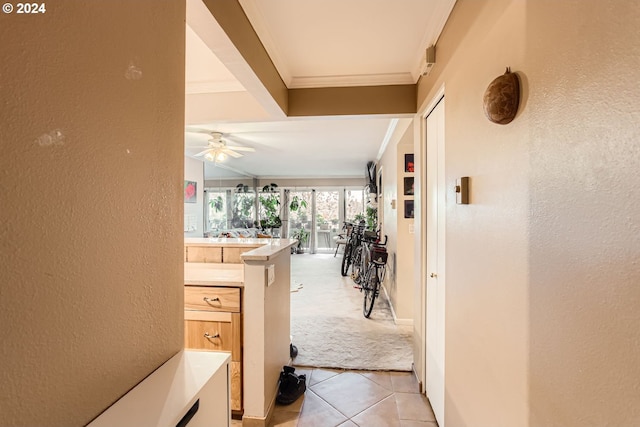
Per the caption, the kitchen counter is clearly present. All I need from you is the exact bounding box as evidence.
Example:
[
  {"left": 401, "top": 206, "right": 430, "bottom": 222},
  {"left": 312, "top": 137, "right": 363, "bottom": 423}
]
[
  {"left": 184, "top": 237, "right": 297, "bottom": 262},
  {"left": 183, "top": 237, "right": 295, "bottom": 425}
]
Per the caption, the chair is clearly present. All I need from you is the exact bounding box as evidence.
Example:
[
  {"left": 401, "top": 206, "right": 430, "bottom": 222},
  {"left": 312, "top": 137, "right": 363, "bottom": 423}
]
[
  {"left": 333, "top": 234, "right": 346, "bottom": 257},
  {"left": 332, "top": 223, "right": 352, "bottom": 257}
]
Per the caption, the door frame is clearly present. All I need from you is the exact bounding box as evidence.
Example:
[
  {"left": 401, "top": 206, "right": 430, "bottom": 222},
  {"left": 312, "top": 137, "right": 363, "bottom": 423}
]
[{"left": 417, "top": 84, "right": 446, "bottom": 425}]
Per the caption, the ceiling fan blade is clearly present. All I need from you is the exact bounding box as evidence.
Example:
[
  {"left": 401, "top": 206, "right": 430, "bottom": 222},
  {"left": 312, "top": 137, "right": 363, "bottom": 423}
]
[
  {"left": 194, "top": 148, "right": 212, "bottom": 157},
  {"left": 225, "top": 145, "right": 255, "bottom": 152},
  {"left": 222, "top": 148, "right": 243, "bottom": 158},
  {"left": 185, "top": 127, "right": 216, "bottom": 134}
]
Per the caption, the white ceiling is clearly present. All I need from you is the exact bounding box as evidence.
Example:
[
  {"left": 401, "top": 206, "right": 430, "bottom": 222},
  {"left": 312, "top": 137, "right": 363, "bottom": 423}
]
[{"left": 185, "top": 0, "right": 456, "bottom": 180}]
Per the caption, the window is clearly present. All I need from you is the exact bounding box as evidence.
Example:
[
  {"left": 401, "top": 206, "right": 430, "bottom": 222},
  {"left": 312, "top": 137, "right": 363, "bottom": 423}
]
[
  {"left": 205, "top": 190, "right": 227, "bottom": 233},
  {"left": 231, "top": 191, "right": 255, "bottom": 228},
  {"left": 315, "top": 190, "right": 340, "bottom": 250},
  {"left": 345, "top": 189, "right": 365, "bottom": 223},
  {"left": 288, "top": 191, "right": 312, "bottom": 249}
]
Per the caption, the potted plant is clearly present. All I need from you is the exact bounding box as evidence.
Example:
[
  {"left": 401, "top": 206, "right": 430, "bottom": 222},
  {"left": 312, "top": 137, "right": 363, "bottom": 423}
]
[
  {"left": 209, "top": 195, "right": 224, "bottom": 213},
  {"left": 289, "top": 195, "right": 307, "bottom": 212},
  {"left": 231, "top": 184, "right": 254, "bottom": 228},
  {"left": 366, "top": 206, "right": 377, "bottom": 230},
  {"left": 291, "top": 227, "right": 309, "bottom": 254},
  {"left": 259, "top": 183, "right": 282, "bottom": 232}
]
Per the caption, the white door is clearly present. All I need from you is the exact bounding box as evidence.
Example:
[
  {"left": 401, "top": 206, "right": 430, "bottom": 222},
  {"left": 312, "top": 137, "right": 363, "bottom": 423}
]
[{"left": 425, "top": 97, "right": 445, "bottom": 425}]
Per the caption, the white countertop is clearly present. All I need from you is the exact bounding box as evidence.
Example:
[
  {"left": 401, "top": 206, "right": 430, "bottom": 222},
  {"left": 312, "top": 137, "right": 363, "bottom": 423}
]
[
  {"left": 184, "top": 237, "right": 298, "bottom": 261},
  {"left": 87, "top": 350, "right": 230, "bottom": 427},
  {"left": 184, "top": 262, "right": 243, "bottom": 286}
]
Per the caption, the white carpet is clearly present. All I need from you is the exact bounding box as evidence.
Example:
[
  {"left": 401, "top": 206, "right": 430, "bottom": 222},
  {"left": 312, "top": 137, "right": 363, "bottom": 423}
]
[{"left": 290, "top": 253, "right": 413, "bottom": 371}]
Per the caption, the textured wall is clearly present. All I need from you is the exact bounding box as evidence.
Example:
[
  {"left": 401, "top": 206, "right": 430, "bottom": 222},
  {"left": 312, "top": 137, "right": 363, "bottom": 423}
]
[
  {"left": 0, "top": 3, "right": 185, "bottom": 426},
  {"left": 526, "top": 1, "right": 640, "bottom": 425},
  {"left": 416, "top": 0, "right": 640, "bottom": 426}
]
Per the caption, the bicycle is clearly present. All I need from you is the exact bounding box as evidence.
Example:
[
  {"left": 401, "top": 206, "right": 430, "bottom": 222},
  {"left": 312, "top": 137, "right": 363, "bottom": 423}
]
[
  {"left": 358, "top": 233, "right": 388, "bottom": 318},
  {"left": 350, "top": 228, "right": 376, "bottom": 285},
  {"left": 340, "top": 220, "right": 365, "bottom": 277}
]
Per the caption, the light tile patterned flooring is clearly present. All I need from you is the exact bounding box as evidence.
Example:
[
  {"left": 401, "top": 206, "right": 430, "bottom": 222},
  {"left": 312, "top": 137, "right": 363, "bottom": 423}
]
[{"left": 232, "top": 367, "right": 438, "bottom": 427}]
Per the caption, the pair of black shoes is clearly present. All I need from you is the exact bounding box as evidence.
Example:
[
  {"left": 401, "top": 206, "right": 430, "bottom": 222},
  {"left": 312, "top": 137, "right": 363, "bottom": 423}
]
[{"left": 276, "top": 366, "right": 306, "bottom": 405}]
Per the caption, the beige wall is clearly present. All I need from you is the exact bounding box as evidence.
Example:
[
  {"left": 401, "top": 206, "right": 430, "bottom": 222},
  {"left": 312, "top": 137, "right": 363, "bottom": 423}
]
[
  {"left": 376, "top": 119, "right": 413, "bottom": 324},
  {"left": 0, "top": 3, "right": 185, "bottom": 426},
  {"left": 395, "top": 129, "right": 416, "bottom": 321},
  {"left": 525, "top": 1, "right": 640, "bottom": 425},
  {"left": 378, "top": 122, "right": 416, "bottom": 322},
  {"left": 416, "top": 0, "right": 640, "bottom": 426}
]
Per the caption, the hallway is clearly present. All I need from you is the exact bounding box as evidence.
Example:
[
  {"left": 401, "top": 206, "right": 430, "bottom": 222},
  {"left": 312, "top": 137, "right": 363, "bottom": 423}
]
[
  {"left": 243, "top": 253, "right": 436, "bottom": 426},
  {"left": 289, "top": 253, "right": 413, "bottom": 371}
]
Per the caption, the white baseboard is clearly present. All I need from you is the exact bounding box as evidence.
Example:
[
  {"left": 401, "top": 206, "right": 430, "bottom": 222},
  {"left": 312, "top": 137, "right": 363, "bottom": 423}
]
[{"left": 382, "top": 285, "right": 414, "bottom": 327}]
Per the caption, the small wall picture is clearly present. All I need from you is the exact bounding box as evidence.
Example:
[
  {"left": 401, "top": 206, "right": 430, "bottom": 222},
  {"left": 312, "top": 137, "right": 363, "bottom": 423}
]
[
  {"left": 404, "top": 200, "right": 414, "bottom": 219},
  {"left": 184, "top": 180, "right": 197, "bottom": 203},
  {"left": 403, "top": 177, "right": 414, "bottom": 196},
  {"left": 404, "top": 154, "right": 414, "bottom": 173}
]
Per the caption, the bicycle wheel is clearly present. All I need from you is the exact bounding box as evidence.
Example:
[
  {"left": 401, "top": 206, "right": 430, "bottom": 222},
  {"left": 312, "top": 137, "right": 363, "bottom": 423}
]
[
  {"left": 340, "top": 243, "right": 352, "bottom": 276},
  {"left": 351, "top": 246, "right": 363, "bottom": 284},
  {"left": 363, "top": 266, "right": 379, "bottom": 318}
]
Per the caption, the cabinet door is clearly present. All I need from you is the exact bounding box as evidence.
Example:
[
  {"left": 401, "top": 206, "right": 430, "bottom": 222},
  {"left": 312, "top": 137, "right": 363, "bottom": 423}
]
[
  {"left": 230, "top": 361, "right": 242, "bottom": 412},
  {"left": 187, "top": 246, "right": 222, "bottom": 263}
]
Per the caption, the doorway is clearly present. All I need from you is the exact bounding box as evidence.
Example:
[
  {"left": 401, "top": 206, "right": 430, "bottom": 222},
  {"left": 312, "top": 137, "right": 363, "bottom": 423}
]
[{"left": 425, "top": 96, "right": 445, "bottom": 425}]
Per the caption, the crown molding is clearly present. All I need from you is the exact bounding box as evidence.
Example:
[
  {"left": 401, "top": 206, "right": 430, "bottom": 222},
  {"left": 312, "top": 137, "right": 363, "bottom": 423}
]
[{"left": 288, "top": 72, "right": 415, "bottom": 89}]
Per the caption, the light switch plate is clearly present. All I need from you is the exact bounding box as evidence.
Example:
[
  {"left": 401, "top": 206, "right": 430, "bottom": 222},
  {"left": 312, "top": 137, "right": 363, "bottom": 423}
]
[
  {"left": 267, "top": 264, "right": 275, "bottom": 286},
  {"left": 456, "top": 177, "right": 469, "bottom": 204}
]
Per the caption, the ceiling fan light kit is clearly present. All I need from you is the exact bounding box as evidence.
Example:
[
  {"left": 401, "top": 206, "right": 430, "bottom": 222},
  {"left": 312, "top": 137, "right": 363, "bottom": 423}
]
[{"left": 187, "top": 129, "right": 255, "bottom": 163}]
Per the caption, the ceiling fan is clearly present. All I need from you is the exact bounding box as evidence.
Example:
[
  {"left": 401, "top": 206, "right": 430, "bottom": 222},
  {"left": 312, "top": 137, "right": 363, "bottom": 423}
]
[{"left": 189, "top": 131, "right": 255, "bottom": 162}]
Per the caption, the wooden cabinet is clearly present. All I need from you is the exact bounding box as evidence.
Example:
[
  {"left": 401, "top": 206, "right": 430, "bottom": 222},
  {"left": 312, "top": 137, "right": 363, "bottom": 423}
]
[
  {"left": 184, "top": 284, "right": 243, "bottom": 415},
  {"left": 184, "top": 244, "right": 260, "bottom": 263},
  {"left": 185, "top": 246, "right": 222, "bottom": 263},
  {"left": 222, "top": 246, "right": 258, "bottom": 263}
]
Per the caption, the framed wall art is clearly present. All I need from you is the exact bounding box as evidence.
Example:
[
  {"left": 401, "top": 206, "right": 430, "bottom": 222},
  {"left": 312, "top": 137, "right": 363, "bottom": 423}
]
[
  {"left": 403, "top": 177, "right": 414, "bottom": 196},
  {"left": 184, "top": 180, "right": 197, "bottom": 203},
  {"left": 404, "top": 154, "right": 414, "bottom": 173},
  {"left": 404, "top": 200, "right": 414, "bottom": 219}
]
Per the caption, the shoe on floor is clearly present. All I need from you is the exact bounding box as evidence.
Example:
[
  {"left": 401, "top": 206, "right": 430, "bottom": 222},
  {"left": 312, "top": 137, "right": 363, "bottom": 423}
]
[{"left": 276, "top": 366, "right": 306, "bottom": 405}]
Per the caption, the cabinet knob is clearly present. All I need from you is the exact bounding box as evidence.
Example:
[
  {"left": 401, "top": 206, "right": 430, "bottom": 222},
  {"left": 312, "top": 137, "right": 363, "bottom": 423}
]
[
  {"left": 203, "top": 296, "right": 220, "bottom": 304},
  {"left": 204, "top": 332, "right": 220, "bottom": 339},
  {"left": 430, "top": 272, "right": 438, "bottom": 278}
]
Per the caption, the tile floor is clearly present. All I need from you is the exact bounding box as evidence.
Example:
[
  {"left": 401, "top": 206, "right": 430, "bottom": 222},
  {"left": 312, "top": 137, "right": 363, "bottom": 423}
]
[{"left": 232, "top": 367, "right": 438, "bottom": 427}]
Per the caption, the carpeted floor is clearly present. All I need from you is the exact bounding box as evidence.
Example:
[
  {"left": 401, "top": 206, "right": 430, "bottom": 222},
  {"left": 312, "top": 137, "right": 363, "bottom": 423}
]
[{"left": 290, "top": 253, "right": 413, "bottom": 371}]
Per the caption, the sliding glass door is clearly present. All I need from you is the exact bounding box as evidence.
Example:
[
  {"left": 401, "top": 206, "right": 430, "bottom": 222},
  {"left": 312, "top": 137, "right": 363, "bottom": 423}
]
[{"left": 315, "top": 190, "right": 340, "bottom": 252}]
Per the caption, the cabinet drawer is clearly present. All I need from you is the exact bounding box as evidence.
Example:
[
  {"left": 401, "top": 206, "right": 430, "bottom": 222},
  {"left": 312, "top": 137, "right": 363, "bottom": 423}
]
[
  {"left": 185, "top": 286, "right": 240, "bottom": 312},
  {"left": 186, "top": 246, "right": 222, "bottom": 263},
  {"left": 184, "top": 311, "right": 241, "bottom": 361},
  {"left": 184, "top": 316, "right": 233, "bottom": 354}
]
